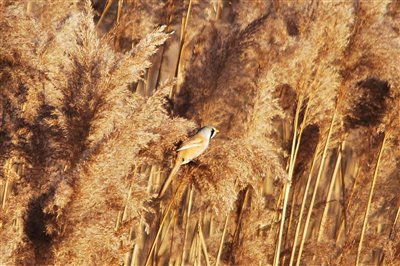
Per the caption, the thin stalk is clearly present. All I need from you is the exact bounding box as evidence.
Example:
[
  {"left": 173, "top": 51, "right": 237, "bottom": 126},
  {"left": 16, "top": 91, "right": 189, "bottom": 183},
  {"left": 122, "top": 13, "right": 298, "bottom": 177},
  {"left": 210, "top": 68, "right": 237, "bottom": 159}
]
[
  {"left": 296, "top": 110, "right": 337, "bottom": 266},
  {"left": 26, "top": 1, "right": 32, "bottom": 13},
  {"left": 169, "top": 212, "right": 178, "bottom": 262},
  {"left": 131, "top": 165, "right": 152, "bottom": 266},
  {"left": 275, "top": 182, "right": 292, "bottom": 265},
  {"left": 184, "top": 0, "right": 193, "bottom": 32},
  {"left": 198, "top": 222, "right": 211, "bottom": 266},
  {"left": 144, "top": 182, "right": 183, "bottom": 266},
  {"left": 274, "top": 95, "right": 305, "bottom": 266},
  {"left": 234, "top": 188, "right": 249, "bottom": 241},
  {"left": 144, "top": 68, "right": 152, "bottom": 97},
  {"left": 383, "top": 200, "right": 400, "bottom": 265},
  {"left": 273, "top": 187, "right": 285, "bottom": 262},
  {"left": 123, "top": 227, "right": 133, "bottom": 265},
  {"left": 1, "top": 159, "right": 14, "bottom": 209},
  {"left": 268, "top": 183, "right": 285, "bottom": 234},
  {"left": 317, "top": 147, "right": 342, "bottom": 242},
  {"left": 153, "top": 236, "right": 158, "bottom": 265},
  {"left": 286, "top": 180, "right": 298, "bottom": 241},
  {"left": 336, "top": 163, "right": 361, "bottom": 243},
  {"left": 190, "top": 223, "right": 201, "bottom": 266},
  {"left": 337, "top": 141, "right": 347, "bottom": 242},
  {"left": 269, "top": 183, "right": 285, "bottom": 247},
  {"left": 356, "top": 134, "right": 386, "bottom": 265},
  {"left": 1, "top": 178, "right": 10, "bottom": 209},
  {"left": 171, "top": 0, "right": 192, "bottom": 99},
  {"left": 122, "top": 165, "right": 138, "bottom": 222},
  {"left": 189, "top": 224, "right": 199, "bottom": 264},
  {"left": 228, "top": 187, "right": 249, "bottom": 263},
  {"left": 155, "top": 0, "right": 175, "bottom": 89},
  {"left": 390, "top": 203, "right": 400, "bottom": 238},
  {"left": 138, "top": 166, "right": 161, "bottom": 265},
  {"left": 284, "top": 180, "right": 300, "bottom": 266},
  {"left": 159, "top": 210, "right": 176, "bottom": 245},
  {"left": 144, "top": 208, "right": 173, "bottom": 266},
  {"left": 116, "top": 0, "right": 124, "bottom": 23},
  {"left": 181, "top": 185, "right": 194, "bottom": 266},
  {"left": 115, "top": 211, "right": 123, "bottom": 230},
  {"left": 209, "top": 212, "right": 214, "bottom": 236},
  {"left": 120, "top": 166, "right": 139, "bottom": 263},
  {"left": 215, "top": 0, "right": 222, "bottom": 19},
  {"left": 97, "top": 0, "right": 114, "bottom": 26},
  {"left": 155, "top": 210, "right": 176, "bottom": 264},
  {"left": 288, "top": 148, "right": 319, "bottom": 266},
  {"left": 196, "top": 230, "right": 202, "bottom": 266},
  {"left": 215, "top": 215, "right": 229, "bottom": 266}
]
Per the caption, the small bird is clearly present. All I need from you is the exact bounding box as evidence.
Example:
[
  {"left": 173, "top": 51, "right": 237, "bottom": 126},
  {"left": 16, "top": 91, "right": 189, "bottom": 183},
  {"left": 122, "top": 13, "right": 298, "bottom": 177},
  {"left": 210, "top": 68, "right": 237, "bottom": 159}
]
[{"left": 158, "top": 126, "right": 219, "bottom": 198}]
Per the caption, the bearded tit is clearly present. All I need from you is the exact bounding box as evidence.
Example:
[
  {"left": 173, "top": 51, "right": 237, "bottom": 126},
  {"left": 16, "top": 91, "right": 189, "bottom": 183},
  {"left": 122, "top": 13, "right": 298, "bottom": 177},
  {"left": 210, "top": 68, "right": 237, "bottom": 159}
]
[{"left": 158, "top": 126, "right": 219, "bottom": 198}]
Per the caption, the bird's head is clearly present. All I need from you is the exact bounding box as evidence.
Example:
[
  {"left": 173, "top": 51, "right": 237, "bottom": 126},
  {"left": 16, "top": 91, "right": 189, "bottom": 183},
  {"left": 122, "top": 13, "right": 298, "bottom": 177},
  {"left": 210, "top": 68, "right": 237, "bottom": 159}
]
[{"left": 199, "top": 126, "right": 219, "bottom": 139}]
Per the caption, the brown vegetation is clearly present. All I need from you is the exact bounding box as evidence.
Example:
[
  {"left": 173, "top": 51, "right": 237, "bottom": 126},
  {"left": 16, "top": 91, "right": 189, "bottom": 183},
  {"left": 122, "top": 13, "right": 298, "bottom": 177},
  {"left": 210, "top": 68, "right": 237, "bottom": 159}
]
[{"left": 1, "top": 0, "right": 399, "bottom": 265}]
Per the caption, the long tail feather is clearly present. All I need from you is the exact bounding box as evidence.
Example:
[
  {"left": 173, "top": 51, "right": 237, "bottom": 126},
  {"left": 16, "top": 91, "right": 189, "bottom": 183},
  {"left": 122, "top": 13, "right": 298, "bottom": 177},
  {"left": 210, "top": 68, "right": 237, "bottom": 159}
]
[{"left": 158, "top": 162, "right": 181, "bottom": 198}]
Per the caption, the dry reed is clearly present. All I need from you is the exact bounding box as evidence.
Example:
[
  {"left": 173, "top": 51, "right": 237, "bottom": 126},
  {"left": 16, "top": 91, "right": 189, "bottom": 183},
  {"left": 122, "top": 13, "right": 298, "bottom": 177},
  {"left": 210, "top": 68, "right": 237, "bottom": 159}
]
[{"left": 1, "top": 0, "right": 399, "bottom": 265}]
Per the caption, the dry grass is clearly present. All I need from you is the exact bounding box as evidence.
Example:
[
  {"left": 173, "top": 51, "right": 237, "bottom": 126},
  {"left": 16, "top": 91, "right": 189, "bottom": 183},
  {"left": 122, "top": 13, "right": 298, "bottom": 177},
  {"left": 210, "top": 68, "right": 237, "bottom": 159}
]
[{"left": 1, "top": 0, "right": 399, "bottom": 265}]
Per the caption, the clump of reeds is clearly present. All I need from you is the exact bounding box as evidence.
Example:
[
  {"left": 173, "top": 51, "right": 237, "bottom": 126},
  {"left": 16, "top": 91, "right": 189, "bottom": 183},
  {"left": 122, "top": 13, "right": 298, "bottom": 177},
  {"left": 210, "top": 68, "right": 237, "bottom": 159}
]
[{"left": 1, "top": 0, "right": 399, "bottom": 265}]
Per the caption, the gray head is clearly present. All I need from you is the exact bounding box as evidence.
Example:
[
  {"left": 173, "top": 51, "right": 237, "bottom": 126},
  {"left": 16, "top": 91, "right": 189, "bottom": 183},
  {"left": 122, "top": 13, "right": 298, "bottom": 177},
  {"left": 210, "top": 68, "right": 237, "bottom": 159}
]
[{"left": 198, "top": 126, "right": 219, "bottom": 139}]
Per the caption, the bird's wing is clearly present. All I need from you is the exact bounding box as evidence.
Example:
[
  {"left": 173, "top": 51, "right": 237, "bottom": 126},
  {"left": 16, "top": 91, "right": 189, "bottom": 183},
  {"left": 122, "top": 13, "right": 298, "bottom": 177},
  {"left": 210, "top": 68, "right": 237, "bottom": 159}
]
[{"left": 177, "top": 136, "right": 204, "bottom": 151}]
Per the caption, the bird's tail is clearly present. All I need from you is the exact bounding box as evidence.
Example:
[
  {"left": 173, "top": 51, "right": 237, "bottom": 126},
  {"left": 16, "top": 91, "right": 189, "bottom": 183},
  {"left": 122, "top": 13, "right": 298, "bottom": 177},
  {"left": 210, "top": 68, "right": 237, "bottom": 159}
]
[{"left": 158, "top": 161, "right": 181, "bottom": 198}]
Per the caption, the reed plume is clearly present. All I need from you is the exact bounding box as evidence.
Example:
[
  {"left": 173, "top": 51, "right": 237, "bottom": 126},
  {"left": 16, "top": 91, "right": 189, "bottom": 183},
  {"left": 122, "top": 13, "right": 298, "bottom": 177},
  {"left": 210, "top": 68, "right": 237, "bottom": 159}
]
[{"left": 1, "top": 0, "right": 399, "bottom": 265}]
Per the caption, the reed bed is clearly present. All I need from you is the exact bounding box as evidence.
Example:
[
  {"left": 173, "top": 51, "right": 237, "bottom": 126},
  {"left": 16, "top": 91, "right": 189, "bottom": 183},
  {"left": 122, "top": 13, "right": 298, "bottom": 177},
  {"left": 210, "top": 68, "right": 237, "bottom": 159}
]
[{"left": 1, "top": 0, "right": 399, "bottom": 265}]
